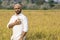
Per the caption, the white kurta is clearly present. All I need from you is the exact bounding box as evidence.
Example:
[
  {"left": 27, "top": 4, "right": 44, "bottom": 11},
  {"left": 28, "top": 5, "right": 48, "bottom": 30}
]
[{"left": 7, "top": 13, "right": 28, "bottom": 40}]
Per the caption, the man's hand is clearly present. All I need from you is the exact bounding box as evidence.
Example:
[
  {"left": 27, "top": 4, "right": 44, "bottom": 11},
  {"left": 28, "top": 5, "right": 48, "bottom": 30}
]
[
  {"left": 19, "top": 31, "right": 27, "bottom": 40},
  {"left": 14, "top": 19, "right": 21, "bottom": 25},
  {"left": 19, "top": 37, "right": 23, "bottom": 40}
]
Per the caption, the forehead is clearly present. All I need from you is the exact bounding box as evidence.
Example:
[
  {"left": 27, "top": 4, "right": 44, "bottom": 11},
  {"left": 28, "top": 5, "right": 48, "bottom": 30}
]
[{"left": 14, "top": 4, "right": 22, "bottom": 8}]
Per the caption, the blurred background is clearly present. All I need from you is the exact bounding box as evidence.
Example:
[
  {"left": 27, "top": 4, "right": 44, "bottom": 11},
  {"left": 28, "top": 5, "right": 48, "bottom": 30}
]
[
  {"left": 0, "top": 0, "right": 60, "bottom": 10},
  {"left": 0, "top": 0, "right": 60, "bottom": 40}
]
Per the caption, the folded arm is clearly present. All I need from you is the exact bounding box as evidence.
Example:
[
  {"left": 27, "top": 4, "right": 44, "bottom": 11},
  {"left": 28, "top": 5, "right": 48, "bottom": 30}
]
[{"left": 7, "top": 17, "right": 21, "bottom": 29}]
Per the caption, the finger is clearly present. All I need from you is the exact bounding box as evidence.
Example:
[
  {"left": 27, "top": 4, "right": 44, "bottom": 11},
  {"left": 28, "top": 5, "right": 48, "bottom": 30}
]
[
  {"left": 16, "top": 19, "right": 17, "bottom": 21},
  {"left": 17, "top": 19, "right": 20, "bottom": 21}
]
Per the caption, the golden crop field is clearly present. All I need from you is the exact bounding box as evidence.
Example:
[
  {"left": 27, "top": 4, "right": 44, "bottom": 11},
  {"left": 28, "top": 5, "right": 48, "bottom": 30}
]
[{"left": 0, "top": 10, "right": 60, "bottom": 40}]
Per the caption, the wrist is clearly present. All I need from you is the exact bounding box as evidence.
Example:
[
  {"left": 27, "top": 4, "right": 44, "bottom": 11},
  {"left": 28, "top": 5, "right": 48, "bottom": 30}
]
[
  {"left": 13, "top": 22, "right": 16, "bottom": 26},
  {"left": 21, "top": 36, "right": 24, "bottom": 38}
]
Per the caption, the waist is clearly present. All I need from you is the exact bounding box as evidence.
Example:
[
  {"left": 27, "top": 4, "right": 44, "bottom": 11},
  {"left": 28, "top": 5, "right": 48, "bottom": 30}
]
[{"left": 12, "top": 25, "right": 23, "bottom": 37}]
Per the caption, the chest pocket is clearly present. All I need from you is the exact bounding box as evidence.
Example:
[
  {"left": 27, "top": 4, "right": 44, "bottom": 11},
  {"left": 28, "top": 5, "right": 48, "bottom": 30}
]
[{"left": 17, "top": 16, "right": 23, "bottom": 25}]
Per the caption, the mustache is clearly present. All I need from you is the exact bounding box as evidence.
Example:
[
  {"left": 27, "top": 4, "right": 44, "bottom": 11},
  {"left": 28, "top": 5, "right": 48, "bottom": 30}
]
[{"left": 15, "top": 11, "right": 21, "bottom": 14}]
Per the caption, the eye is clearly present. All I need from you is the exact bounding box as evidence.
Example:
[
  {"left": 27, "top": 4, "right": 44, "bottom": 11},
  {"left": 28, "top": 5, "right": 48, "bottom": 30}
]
[
  {"left": 14, "top": 8, "right": 20, "bottom": 9},
  {"left": 18, "top": 8, "right": 20, "bottom": 9}
]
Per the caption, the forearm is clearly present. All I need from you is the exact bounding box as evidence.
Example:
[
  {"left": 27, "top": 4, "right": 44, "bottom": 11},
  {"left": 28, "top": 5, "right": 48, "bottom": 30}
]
[
  {"left": 21, "top": 31, "right": 27, "bottom": 38},
  {"left": 8, "top": 23, "right": 15, "bottom": 28}
]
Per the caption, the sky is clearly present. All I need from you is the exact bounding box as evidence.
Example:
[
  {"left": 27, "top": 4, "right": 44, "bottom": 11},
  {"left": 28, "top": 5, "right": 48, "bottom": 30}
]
[{"left": 45, "top": 0, "right": 60, "bottom": 2}]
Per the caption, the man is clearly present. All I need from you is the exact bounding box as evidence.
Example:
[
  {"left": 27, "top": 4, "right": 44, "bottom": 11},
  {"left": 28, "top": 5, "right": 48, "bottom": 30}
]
[{"left": 7, "top": 4, "right": 28, "bottom": 40}]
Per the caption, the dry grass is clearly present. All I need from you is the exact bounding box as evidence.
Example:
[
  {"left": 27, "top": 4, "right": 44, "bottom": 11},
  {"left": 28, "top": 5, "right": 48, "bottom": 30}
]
[{"left": 0, "top": 10, "right": 60, "bottom": 40}]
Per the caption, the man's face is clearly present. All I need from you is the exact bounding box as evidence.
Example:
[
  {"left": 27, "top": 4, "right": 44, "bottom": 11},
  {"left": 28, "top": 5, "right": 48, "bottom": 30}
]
[{"left": 14, "top": 5, "right": 22, "bottom": 14}]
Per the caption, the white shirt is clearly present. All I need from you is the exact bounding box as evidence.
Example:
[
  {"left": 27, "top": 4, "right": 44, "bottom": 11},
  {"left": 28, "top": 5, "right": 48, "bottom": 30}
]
[{"left": 7, "top": 13, "right": 28, "bottom": 40}]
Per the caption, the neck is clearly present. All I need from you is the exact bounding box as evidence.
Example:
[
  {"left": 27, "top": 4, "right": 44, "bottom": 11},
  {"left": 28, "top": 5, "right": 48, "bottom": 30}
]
[{"left": 16, "top": 13, "right": 20, "bottom": 15}]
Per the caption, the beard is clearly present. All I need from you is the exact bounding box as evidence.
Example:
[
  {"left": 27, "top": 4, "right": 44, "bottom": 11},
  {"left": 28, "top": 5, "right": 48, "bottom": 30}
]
[{"left": 15, "top": 10, "right": 21, "bottom": 15}]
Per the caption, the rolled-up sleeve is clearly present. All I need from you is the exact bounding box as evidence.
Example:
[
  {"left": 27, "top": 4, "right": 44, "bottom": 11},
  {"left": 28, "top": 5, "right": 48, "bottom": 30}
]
[
  {"left": 22, "top": 16, "right": 28, "bottom": 32},
  {"left": 7, "top": 16, "right": 13, "bottom": 28}
]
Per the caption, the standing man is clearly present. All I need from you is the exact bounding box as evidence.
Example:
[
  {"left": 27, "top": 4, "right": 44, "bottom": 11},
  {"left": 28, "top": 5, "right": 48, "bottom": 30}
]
[{"left": 7, "top": 4, "right": 28, "bottom": 40}]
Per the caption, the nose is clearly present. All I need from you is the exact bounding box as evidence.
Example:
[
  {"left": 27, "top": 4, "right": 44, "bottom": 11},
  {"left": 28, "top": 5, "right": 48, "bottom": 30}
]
[{"left": 16, "top": 9, "right": 19, "bottom": 11}]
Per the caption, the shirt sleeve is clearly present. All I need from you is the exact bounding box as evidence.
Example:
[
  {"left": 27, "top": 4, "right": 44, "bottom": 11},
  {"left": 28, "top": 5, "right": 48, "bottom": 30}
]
[
  {"left": 22, "top": 16, "right": 28, "bottom": 32},
  {"left": 7, "top": 16, "right": 13, "bottom": 28}
]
